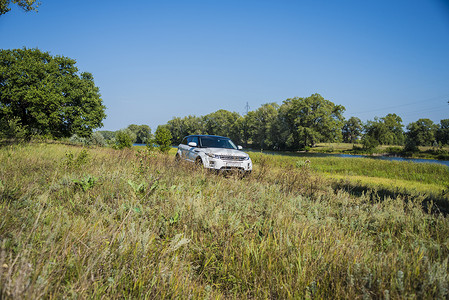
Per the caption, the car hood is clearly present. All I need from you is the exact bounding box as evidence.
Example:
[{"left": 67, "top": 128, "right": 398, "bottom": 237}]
[{"left": 203, "top": 148, "right": 249, "bottom": 158}]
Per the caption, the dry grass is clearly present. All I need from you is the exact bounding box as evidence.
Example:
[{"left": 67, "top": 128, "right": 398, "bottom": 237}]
[{"left": 0, "top": 143, "right": 448, "bottom": 298}]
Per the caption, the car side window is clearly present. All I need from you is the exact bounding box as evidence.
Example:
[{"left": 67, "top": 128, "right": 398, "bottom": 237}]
[{"left": 181, "top": 137, "right": 188, "bottom": 145}]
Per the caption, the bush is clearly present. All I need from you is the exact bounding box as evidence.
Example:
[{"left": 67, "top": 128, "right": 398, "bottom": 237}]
[
  {"left": 69, "top": 134, "right": 87, "bottom": 145},
  {"left": 0, "top": 117, "right": 27, "bottom": 140},
  {"left": 89, "top": 132, "right": 106, "bottom": 147},
  {"left": 362, "top": 135, "right": 379, "bottom": 150},
  {"left": 385, "top": 147, "right": 403, "bottom": 155},
  {"left": 155, "top": 126, "right": 172, "bottom": 153},
  {"left": 404, "top": 139, "right": 419, "bottom": 153},
  {"left": 114, "top": 129, "right": 136, "bottom": 149}
]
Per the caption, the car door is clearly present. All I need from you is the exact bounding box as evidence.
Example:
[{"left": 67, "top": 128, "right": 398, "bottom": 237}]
[
  {"left": 187, "top": 136, "right": 200, "bottom": 162},
  {"left": 179, "top": 137, "right": 189, "bottom": 159}
]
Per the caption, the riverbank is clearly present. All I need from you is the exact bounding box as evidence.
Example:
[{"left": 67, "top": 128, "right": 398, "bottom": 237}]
[{"left": 310, "top": 142, "right": 449, "bottom": 161}]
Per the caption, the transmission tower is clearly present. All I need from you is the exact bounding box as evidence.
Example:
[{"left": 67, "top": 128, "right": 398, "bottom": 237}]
[{"left": 244, "top": 102, "right": 250, "bottom": 115}]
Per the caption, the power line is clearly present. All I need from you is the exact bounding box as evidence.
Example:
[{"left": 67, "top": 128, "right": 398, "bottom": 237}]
[{"left": 345, "top": 94, "right": 449, "bottom": 116}]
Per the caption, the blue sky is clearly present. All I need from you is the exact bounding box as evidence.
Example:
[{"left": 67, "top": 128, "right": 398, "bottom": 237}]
[{"left": 1, "top": 0, "right": 449, "bottom": 132}]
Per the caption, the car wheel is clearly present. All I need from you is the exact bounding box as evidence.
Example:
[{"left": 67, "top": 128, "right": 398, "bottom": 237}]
[
  {"left": 175, "top": 153, "right": 181, "bottom": 162},
  {"left": 195, "top": 157, "right": 203, "bottom": 167}
]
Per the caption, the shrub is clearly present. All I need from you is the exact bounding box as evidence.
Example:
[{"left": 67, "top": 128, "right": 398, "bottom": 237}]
[
  {"left": 89, "top": 132, "right": 106, "bottom": 146},
  {"left": 114, "top": 129, "right": 136, "bottom": 149},
  {"left": 69, "top": 134, "right": 87, "bottom": 145},
  {"left": 0, "top": 117, "right": 27, "bottom": 140},
  {"left": 155, "top": 126, "right": 172, "bottom": 153},
  {"left": 386, "top": 147, "right": 403, "bottom": 155},
  {"left": 403, "top": 139, "right": 419, "bottom": 153},
  {"left": 362, "top": 135, "right": 379, "bottom": 150}
]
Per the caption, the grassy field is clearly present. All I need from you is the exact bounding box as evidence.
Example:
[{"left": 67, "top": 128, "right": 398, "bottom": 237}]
[{"left": 1, "top": 142, "right": 448, "bottom": 298}]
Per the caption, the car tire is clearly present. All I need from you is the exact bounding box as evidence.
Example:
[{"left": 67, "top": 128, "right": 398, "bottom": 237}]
[{"left": 195, "top": 157, "right": 203, "bottom": 167}]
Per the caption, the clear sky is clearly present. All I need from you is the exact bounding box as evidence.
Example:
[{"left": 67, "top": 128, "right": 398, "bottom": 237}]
[{"left": 1, "top": 0, "right": 449, "bottom": 132}]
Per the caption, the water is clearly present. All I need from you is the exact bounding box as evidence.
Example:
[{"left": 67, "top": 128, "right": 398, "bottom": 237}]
[
  {"left": 134, "top": 144, "right": 449, "bottom": 168},
  {"left": 249, "top": 150, "right": 449, "bottom": 168}
]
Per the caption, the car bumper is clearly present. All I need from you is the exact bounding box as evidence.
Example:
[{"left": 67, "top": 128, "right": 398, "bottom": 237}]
[{"left": 203, "top": 157, "right": 252, "bottom": 172}]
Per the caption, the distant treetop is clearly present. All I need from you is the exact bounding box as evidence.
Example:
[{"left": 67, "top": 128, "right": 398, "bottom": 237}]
[{"left": 0, "top": 0, "right": 40, "bottom": 15}]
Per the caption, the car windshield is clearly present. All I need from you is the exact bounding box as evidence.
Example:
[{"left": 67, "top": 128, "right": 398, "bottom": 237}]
[{"left": 200, "top": 136, "right": 237, "bottom": 149}]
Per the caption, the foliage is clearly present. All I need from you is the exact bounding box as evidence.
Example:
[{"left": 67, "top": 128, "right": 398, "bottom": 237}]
[
  {"left": 154, "top": 125, "right": 172, "bottom": 153},
  {"left": 162, "top": 95, "right": 445, "bottom": 153},
  {"left": 276, "top": 94, "right": 345, "bottom": 149},
  {"left": 342, "top": 116, "right": 362, "bottom": 143},
  {"left": 406, "top": 118, "right": 438, "bottom": 146},
  {"left": 363, "top": 114, "right": 404, "bottom": 146},
  {"left": 361, "top": 134, "right": 379, "bottom": 151},
  {"left": 437, "top": 119, "right": 449, "bottom": 146},
  {"left": 114, "top": 129, "right": 136, "bottom": 149},
  {"left": 89, "top": 131, "right": 106, "bottom": 146},
  {"left": 0, "top": 143, "right": 448, "bottom": 298},
  {"left": 68, "top": 132, "right": 106, "bottom": 146},
  {"left": 0, "top": 48, "right": 106, "bottom": 138},
  {"left": 72, "top": 175, "right": 97, "bottom": 192},
  {"left": 202, "top": 109, "right": 241, "bottom": 142},
  {"left": 382, "top": 113, "right": 405, "bottom": 145},
  {"left": 245, "top": 103, "right": 279, "bottom": 149},
  {"left": 166, "top": 115, "right": 204, "bottom": 145},
  {"left": 0, "top": 116, "right": 27, "bottom": 140},
  {"left": 69, "top": 134, "right": 87, "bottom": 145},
  {"left": 127, "top": 124, "right": 151, "bottom": 144},
  {"left": 63, "top": 149, "right": 89, "bottom": 170},
  {"left": 96, "top": 130, "right": 115, "bottom": 142},
  {"left": 0, "top": 0, "right": 39, "bottom": 15}
]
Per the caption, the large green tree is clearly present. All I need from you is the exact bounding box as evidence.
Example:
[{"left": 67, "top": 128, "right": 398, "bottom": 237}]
[
  {"left": 127, "top": 124, "right": 151, "bottom": 144},
  {"left": 277, "top": 94, "right": 345, "bottom": 149},
  {"left": 167, "top": 115, "right": 204, "bottom": 144},
  {"left": 406, "top": 118, "right": 438, "bottom": 146},
  {"left": 362, "top": 114, "right": 405, "bottom": 147},
  {"left": 342, "top": 116, "right": 362, "bottom": 143},
  {"left": 382, "top": 113, "right": 405, "bottom": 145},
  {"left": 202, "top": 109, "right": 241, "bottom": 142},
  {"left": 0, "top": 0, "right": 39, "bottom": 15},
  {"left": 246, "top": 103, "right": 279, "bottom": 149},
  {"left": 437, "top": 119, "right": 449, "bottom": 146},
  {"left": 0, "top": 48, "right": 106, "bottom": 138}
]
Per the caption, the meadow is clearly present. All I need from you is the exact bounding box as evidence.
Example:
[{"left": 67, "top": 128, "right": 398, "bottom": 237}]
[{"left": 1, "top": 142, "right": 448, "bottom": 298}]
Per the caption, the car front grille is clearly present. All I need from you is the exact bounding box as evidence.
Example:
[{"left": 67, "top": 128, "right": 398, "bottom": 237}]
[{"left": 218, "top": 155, "right": 246, "bottom": 161}]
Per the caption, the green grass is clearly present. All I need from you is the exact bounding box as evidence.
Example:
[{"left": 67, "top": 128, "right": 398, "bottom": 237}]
[{"left": 1, "top": 143, "right": 448, "bottom": 298}]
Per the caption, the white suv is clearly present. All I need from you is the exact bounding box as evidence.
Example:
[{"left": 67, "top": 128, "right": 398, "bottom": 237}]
[{"left": 176, "top": 135, "right": 252, "bottom": 174}]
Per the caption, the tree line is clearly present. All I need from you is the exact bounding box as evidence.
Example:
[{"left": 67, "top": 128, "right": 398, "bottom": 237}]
[
  {"left": 2, "top": 48, "right": 448, "bottom": 154},
  {"left": 164, "top": 94, "right": 449, "bottom": 152},
  {"left": 96, "top": 124, "right": 172, "bottom": 152}
]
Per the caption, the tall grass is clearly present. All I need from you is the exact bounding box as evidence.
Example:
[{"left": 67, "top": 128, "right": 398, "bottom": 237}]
[{"left": 1, "top": 143, "right": 448, "bottom": 298}]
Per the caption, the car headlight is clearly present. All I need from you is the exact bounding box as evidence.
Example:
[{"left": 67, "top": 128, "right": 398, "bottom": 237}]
[
  {"left": 205, "top": 152, "right": 218, "bottom": 158},
  {"left": 244, "top": 155, "right": 250, "bottom": 160}
]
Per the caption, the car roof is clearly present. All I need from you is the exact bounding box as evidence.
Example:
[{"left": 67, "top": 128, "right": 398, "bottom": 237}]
[{"left": 185, "top": 135, "right": 230, "bottom": 139}]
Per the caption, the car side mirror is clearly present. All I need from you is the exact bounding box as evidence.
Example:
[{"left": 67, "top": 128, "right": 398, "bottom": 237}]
[
  {"left": 238, "top": 145, "right": 243, "bottom": 150},
  {"left": 188, "top": 142, "right": 197, "bottom": 147}
]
